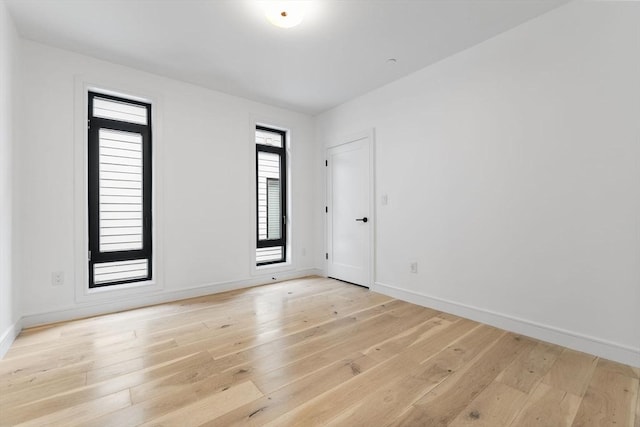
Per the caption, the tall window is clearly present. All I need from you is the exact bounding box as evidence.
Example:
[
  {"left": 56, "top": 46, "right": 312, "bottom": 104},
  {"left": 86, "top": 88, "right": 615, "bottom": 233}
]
[
  {"left": 88, "top": 92, "right": 152, "bottom": 287},
  {"left": 256, "top": 126, "right": 287, "bottom": 265}
]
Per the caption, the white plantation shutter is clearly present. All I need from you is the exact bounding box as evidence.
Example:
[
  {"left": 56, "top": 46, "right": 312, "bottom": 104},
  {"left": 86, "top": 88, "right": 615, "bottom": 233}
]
[
  {"left": 94, "top": 259, "right": 149, "bottom": 285},
  {"left": 93, "top": 97, "right": 148, "bottom": 125},
  {"left": 98, "top": 129, "right": 144, "bottom": 252},
  {"left": 256, "top": 247, "right": 283, "bottom": 264},
  {"left": 267, "top": 178, "right": 281, "bottom": 240},
  {"left": 257, "top": 151, "right": 281, "bottom": 240}
]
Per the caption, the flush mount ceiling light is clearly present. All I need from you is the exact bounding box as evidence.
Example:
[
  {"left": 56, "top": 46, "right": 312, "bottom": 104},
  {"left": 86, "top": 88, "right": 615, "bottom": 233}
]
[{"left": 263, "top": 1, "right": 307, "bottom": 28}]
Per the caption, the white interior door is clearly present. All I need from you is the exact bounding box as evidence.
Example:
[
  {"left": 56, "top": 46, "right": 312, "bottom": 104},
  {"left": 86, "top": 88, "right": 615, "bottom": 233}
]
[{"left": 327, "top": 134, "right": 372, "bottom": 287}]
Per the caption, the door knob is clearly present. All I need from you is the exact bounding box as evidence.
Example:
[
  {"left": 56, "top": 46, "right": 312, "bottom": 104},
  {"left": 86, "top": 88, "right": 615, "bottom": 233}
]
[{"left": 355, "top": 217, "right": 368, "bottom": 223}]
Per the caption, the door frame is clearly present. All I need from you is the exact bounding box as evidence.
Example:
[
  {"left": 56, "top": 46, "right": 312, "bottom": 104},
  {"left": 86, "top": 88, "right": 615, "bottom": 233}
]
[{"left": 325, "top": 128, "right": 375, "bottom": 288}]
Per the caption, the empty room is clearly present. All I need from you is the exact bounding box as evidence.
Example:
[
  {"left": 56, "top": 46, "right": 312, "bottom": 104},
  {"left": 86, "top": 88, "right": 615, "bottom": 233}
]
[{"left": 0, "top": 0, "right": 639, "bottom": 425}]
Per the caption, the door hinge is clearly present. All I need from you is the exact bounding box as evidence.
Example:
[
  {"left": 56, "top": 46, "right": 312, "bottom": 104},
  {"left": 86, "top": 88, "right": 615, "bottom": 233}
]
[
  {"left": 325, "top": 206, "right": 328, "bottom": 213},
  {"left": 325, "top": 253, "right": 328, "bottom": 260},
  {"left": 325, "top": 160, "right": 328, "bottom": 167},
  {"left": 88, "top": 250, "right": 91, "bottom": 261}
]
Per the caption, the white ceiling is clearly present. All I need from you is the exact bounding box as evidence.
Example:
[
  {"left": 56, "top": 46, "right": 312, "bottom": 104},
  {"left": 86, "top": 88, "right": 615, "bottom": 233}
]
[{"left": 6, "top": 0, "right": 568, "bottom": 115}]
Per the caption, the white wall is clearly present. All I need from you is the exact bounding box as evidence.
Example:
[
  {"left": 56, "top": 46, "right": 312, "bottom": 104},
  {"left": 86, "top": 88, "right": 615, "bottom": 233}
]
[
  {"left": 317, "top": 2, "right": 640, "bottom": 366},
  {"left": 15, "top": 40, "right": 322, "bottom": 325},
  {"left": 0, "top": 0, "right": 20, "bottom": 357}
]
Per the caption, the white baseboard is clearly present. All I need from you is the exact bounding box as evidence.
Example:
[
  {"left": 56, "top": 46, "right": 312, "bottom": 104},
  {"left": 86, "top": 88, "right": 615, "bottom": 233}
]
[
  {"left": 373, "top": 281, "right": 640, "bottom": 368},
  {"left": 21, "top": 269, "right": 323, "bottom": 329},
  {"left": 0, "top": 318, "right": 23, "bottom": 359}
]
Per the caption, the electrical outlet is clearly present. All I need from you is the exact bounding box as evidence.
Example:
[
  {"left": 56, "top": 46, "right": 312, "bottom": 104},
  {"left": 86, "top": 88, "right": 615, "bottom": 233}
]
[
  {"left": 381, "top": 194, "right": 388, "bottom": 205},
  {"left": 410, "top": 262, "right": 418, "bottom": 274},
  {"left": 52, "top": 271, "right": 64, "bottom": 286}
]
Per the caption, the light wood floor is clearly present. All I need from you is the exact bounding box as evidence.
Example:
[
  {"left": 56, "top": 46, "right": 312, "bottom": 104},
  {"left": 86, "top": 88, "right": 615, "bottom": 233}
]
[{"left": 1, "top": 277, "right": 638, "bottom": 426}]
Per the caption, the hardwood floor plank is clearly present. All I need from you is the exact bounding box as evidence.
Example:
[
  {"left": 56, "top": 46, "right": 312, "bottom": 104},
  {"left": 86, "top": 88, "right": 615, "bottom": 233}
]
[
  {"left": 0, "top": 360, "right": 93, "bottom": 397},
  {"left": 252, "top": 315, "right": 453, "bottom": 394},
  {"left": 4, "top": 329, "right": 138, "bottom": 359},
  {"left": 9, "top": 389, "right": 131, "bottom": 427},
  {"left": 390, "top": 333, "right": 536, "bottom": 426},
  {"left": 0, "top": 334, "right": 178, "bottom": 382},
  {"left": 207, "top": 300, "right": 411, "bottom": 375},
  {"left": 448, "top": 381, "right": 528, "bottom": 427},
  {"left": 81, "top": 386, "right": 201, "bottom": 427},
  {"left": 0, "top": 372, "right": 86, "bottom": 408},
  {"left": 595, "top": 358, "right": 640, "bottom": 379},
  {"left": 81, "top": 354, "right": 245, "bottom": 427},
  {"left": 261, "top": 353, "right": 421, "bottom": 427},
  {"left": 199, "top": 352, "right": 378, "bottom": 427},
  {"left": 0, "top": 351, "right": 212, "bottom": 426},
  {"left": 0, "top": 276, "right": 637, "bottom": 427},
  {"left": 324, "top": 325, "right": 506, "bottom": 427},
  {"left": 509, "top": 382, "right": 582, "bottom": 426},
  {"left": 205, "top": 292, "right": 394, "bottom": 359},
  {"left": 261, "top": 320, "right": 483, "bottom": 427},
  {"left": 571, "top": 359, "right": 639, "bottom": 426},
  {"left": 496, "top": 341, "right": 563, "bottom": 393},
  {"left": 360, "top": 314, "right": 454, "bottom": 365},
  {"left": 541, "top": 348, "right": 598, "bottom": 397},
  {"left": 138, "top": 381, "right": 263, "bottom": 427}
]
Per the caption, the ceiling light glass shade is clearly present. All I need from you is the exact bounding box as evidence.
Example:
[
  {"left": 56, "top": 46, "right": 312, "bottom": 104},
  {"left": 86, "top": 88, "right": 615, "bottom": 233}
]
[{"left": 264, "top": 1, "right": 306, "bottom": 28}]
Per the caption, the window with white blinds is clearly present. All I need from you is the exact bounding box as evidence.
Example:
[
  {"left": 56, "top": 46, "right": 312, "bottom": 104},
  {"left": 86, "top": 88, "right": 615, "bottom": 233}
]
[
  {"left": 94, "top": 259, "right": 149, "bottom": 285},
  {"left": 256, "top": 126, "right": 287, "bottom": 265},
  {"left": 88, "top": 92, "right": 152, "bottom": 288},
  {"left": 93, "top": 97, "right": 148, "bottom": 125},
  {"left": 98, "top": 128, "right": 144, "bottom": 252}
]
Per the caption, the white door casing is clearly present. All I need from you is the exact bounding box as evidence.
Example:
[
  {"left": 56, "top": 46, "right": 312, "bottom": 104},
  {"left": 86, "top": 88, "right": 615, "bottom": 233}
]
[{"left": 326, "top": 132, "right": 374, "bottom": 287}]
